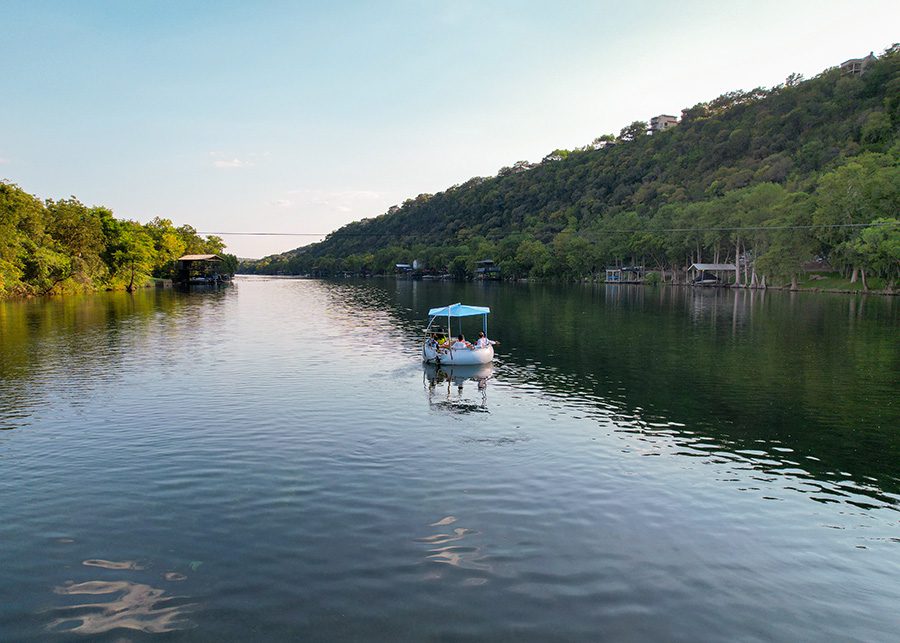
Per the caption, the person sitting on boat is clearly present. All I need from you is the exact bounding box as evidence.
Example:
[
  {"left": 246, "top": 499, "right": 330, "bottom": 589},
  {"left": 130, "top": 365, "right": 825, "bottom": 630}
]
[
  {"left": 475, "top": 331, "right": 497, "bottom": 349},
  {"left": 451, "top": 334, "right": 472, "bottom": 350}
]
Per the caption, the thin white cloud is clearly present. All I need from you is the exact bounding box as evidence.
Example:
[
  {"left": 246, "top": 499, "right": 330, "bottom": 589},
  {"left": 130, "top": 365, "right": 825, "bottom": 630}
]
[
  {"left": 0, "top": 157, "right": 9, "bottom": 165},
  {"left": 209, "top": 151, "right": 262, "bottom": 169},
  {"left": 264, "top": 189, "right": 386, "bottom": 219},
  {"left": 284, "top": 189, "right": 382, "bottom": 212},
  {"left": 213, "top": 158, "right": 251, "bottom": 169}
]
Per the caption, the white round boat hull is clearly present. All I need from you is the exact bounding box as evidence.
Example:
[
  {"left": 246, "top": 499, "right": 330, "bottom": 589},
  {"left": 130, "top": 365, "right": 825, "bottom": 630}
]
[{"left": 423, "top": 343, "right": 494, "bottom": 365}]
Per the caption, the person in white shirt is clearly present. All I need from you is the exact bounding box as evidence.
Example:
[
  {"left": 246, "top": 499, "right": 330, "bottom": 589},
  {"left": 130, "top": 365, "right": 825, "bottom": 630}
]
[
  {"left": 451, "top": 334, "right": 472, "bottom": 350},
  {"left": 475, "top": 331, "right": 497, "bottom": 349}
]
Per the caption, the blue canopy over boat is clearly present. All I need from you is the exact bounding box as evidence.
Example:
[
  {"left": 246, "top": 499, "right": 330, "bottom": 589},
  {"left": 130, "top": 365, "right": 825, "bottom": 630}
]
[{"left": 428, "top": 303, "right": 490, "bottom": 318}]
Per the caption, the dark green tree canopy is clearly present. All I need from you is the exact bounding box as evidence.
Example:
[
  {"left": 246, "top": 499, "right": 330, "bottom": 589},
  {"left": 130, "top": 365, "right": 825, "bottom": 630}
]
[{"left": 0, "top": 183, "right": 236, "bottom": 297}]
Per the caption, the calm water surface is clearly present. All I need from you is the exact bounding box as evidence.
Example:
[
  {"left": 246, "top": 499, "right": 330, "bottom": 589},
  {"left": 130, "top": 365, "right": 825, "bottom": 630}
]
[{"left": 1, "top": 277, "right": 898, "bottom": 641}]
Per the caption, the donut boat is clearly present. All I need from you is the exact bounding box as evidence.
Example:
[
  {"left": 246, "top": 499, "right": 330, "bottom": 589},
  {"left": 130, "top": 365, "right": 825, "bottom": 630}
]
[{"left": 422, "top": 303, "right": 496, "bottom": 366}]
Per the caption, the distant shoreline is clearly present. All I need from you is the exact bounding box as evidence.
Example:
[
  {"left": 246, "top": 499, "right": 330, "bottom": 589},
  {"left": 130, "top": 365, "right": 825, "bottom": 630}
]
[{"left": 234, "top": 273, "right": 898, "bottom": 297}]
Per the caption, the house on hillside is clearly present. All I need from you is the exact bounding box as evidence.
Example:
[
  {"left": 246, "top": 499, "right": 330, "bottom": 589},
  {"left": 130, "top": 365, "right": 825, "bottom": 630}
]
[
  {"left": 840, "top": 52, "right": 877, "bottom": 76},
  {"left": 650, "top": 114, "right": 679, "bottom": 133}
]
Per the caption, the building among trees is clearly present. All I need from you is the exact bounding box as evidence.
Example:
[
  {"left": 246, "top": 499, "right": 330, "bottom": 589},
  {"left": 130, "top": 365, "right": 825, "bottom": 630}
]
[
  {"left": 175, "top": 254, "right": 230, "bottom": 285},
  {"left": 689, "top": 263, "right": 739, "bottom": 286},
  {"left": 475, "top": 259, "right": 501, "bottom": 280},
  {"left": 605, "top": 266, "right": 645, "bottom": 283},
  {"left": 840, "top": 52, "right": 877, "bottom": 76},
  {"left": 650, "top": 114, "right": 679, "bottom": 133}
]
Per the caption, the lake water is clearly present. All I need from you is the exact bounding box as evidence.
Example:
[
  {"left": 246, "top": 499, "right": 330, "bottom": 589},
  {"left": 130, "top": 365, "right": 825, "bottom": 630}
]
[{"left": 1, "top": 277, "right": 898, "bottom": 641}]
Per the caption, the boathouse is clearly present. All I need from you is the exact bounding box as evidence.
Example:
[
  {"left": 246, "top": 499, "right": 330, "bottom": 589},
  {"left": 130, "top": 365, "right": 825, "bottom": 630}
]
[
  {"left": 689, "top": 263, "right": 738, "bottom": 286},
  {"left": 475, "top": 259, "right": 501, "bottom": 280},
  {"left": 605, "top": 266, "right": 645, "bottom": 283},
  {"left": 175, "top": 254, "right": 226, "bottom": 284}
]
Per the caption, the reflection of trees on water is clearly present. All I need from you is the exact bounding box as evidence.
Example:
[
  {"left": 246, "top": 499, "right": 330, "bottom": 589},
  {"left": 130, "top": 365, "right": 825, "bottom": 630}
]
[
  {"left": 321, "top": 279, "right": 900, "bottom": 504},
  {"left": 5, "top": 279, "right": 896, "bottom": 508},
  {"left": 0, "top": 288, "right": 231, "bottom": 430}
]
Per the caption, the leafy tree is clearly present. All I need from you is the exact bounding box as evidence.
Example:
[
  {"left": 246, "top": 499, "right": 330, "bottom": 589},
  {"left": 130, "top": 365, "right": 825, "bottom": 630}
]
[
  {"left": 813, "top": 152, "right": 900, "bottom": 279},
  {"left": 515, "top": 239, "right": 551, "bottom": 278},
  {"left": 44, "top": 198, "right": 106, "bottom": 289},
  {"left": 145, "top": 217, "right": 187, "bottom": 276},
  {"left": 755, "top": 193, "right": 816, "bottom": 289},
  {"left": 850, "top": 218, "right": 900, "bottom": 288},
  {"left": 618, "top": 121, "right": 648, "bottom": 142},
  {"left": 860, "top": 111, "right": 892, "bottom": 147},
  {"left": 0, "top": 182, "right": 45, "bottom": 295},
  {"left": 113, "top": 221, "right": 157, "bottom": 292},
  {"left": 23, "top": 244, "right": 71, "bottom": 295}
]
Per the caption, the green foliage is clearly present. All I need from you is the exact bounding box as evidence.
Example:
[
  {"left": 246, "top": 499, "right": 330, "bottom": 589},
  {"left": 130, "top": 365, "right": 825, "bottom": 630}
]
[
  {"left": 112, "top": 221, "right": 156, "bottom": 292},
  {"left": 812, "top": 152, "right": 900, "bottom": 273},
  {"left": 755, "top": 192, "right": 817, "bottom": 284},
  {"left": 243, "top": 49, "right": 899, "bottom": 286},
  {"left": 851, "top": 218, "right": 900, "bottom": 285},
  {"left": 0, "top": 182, "right": 232, "bottom": 297},
  {"left": 0, "top": 183, "right": 44, "bottom": 292},
  {"left": 619, "top": 121, "right": 648, "bottom": 142}
]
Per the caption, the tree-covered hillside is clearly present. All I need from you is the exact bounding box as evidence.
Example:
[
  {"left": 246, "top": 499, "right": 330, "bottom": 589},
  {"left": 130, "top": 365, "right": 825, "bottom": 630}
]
[
  {"left": 0, "top": 183, "right": 237, "bottom": 297},
  {"left": 244, "top": 46, "right": 899, "bottom": 289}
]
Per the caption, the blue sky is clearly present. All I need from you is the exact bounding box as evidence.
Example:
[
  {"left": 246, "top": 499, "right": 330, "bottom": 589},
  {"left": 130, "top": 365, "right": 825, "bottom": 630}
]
[{"left": 2, "top": 1, "right": 897, "bottom": 257}]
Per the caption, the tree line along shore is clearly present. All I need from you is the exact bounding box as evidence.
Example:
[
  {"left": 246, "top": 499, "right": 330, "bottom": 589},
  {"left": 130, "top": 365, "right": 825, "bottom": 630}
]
[
  {"left": 241, "top": 46, "right": 899, "bottom": 293},
  {"left": 0, "top": 183, "right": 237, "bottom": 298}
]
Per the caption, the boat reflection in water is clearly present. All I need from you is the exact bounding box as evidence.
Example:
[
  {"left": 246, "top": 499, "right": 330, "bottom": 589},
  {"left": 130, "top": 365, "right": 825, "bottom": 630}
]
[{"left": 423, "top": 363, "right": 493, "bottom": 412}]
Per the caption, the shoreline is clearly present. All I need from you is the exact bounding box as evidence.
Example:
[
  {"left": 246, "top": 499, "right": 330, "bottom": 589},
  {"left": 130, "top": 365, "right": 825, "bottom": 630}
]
[
  {"left": 233, "top": 273, "right": 898, "bottom": 297},
  {"left": 4, "top": 273, "right": 894, "bottom": 301}
]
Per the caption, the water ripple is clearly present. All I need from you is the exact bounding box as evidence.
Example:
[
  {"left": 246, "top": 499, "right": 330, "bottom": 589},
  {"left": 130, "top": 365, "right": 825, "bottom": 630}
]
[
  {"left": 48, "top": 580, "right": 194, "bottom": 635},
  {"left": 0, "top": 278, "right": 897, "bottom": 641}
]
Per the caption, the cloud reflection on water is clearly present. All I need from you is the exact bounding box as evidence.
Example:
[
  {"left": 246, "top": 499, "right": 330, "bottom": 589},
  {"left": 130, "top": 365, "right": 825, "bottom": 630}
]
[
  {"left": 46, "top": 558, "right": 193, "bottom": 634},
  {"left": 83, "top": 559, "right": 144, "bottom": 571},
  {"left": 418, "top": 516, "right": 492, "bottom": 583},
  {"left": 48, "top": 579, "right": 194, "bottom": 635}
]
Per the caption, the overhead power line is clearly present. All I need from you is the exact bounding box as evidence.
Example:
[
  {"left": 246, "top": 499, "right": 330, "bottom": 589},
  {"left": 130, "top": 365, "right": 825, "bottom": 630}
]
[{"left": 198, "top": 221, "right": 899, "bottom": 237}]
